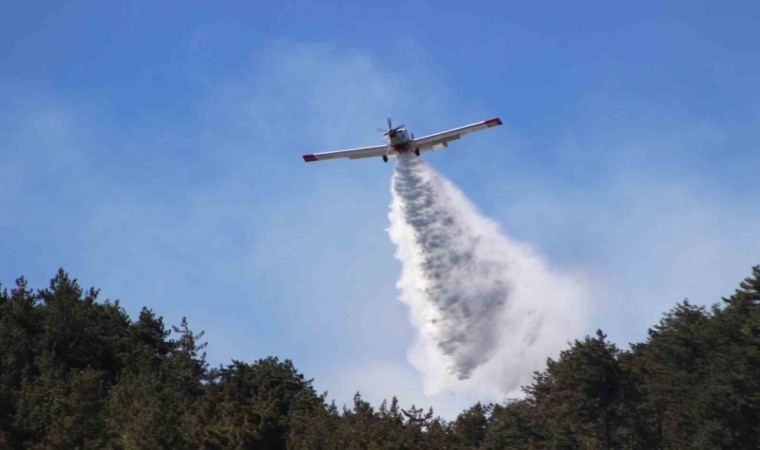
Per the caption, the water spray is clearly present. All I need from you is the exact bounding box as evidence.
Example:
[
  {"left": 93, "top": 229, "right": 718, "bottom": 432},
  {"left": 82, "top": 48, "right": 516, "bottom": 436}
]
[{"left": 388, "top": 155, "right": 588, "bottom": 395}]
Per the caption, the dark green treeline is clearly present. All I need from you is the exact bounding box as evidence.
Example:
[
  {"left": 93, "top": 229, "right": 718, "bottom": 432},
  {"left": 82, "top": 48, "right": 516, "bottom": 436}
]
[{"left": 1, "top": 267, "right": 759, "bottom": 449}]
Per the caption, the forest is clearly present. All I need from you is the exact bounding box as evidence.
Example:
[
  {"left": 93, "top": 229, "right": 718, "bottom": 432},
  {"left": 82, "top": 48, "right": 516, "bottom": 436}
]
[{"left": 1, "top": 266, "right": 758, "bottom": 449}]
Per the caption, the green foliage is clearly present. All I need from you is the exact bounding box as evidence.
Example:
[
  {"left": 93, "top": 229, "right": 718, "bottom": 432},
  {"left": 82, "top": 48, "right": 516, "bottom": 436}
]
[
  {"left": 480, "top": 399, "right": 543, "bottom": 450},
  {"left": 0, "top": 277, "right": 40, "bottom": 447},
  {"left": 190, "top": 357, "right": 321, "bottom": 449},
  {"left": 452, "top": 402, "right": 490, "bottom": 448},
  {"left": 289, "top": 392, "right": 450, "bottom": 450},
  {"left": 707, "top": 266, "right": 760, "bottom": 447},
  {"left": 524, "top": 329, "right": 632, "bottom": 449},
  {"left": 1, "top": 266, "right": 759, "bottom": 449}
]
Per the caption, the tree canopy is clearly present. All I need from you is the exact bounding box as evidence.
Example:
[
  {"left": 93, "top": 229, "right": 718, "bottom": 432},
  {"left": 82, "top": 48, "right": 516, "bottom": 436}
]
[{"left": 1, "top": 266, "right": 759, "bottom": 449}]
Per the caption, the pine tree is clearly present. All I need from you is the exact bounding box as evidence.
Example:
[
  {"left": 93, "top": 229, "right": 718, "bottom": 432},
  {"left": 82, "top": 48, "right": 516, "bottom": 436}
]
[
  {"left": 480, "top": 399, "right": 545, "bottom": 450},
  {"left": 526, "top": 330, "right": 629, "bottom": 449},
  {"left": 192, "top": 357, "right": 321, "bottom": 450},
  {"left": 709, "top": 266, "right": 760, "bottom": 447},
  {"left": 0, "top": 278, "right": 40, "bottom": 447},
  {"left": 631, "top": 300, "right": 715, "bottom": 448},
  {"left": 452, "top": 402, "right": 490, "bottom": 448}
]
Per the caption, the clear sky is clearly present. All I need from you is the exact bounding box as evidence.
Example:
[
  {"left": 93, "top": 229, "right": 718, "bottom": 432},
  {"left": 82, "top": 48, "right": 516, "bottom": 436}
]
[{"left": 2, "top": 1, "right": 760, "bottom": 417}]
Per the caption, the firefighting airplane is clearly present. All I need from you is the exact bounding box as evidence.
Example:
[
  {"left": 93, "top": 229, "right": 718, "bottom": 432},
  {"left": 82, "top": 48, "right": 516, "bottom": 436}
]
[{"left": 302, "top": 117, "right": 503, "bottom": 163}]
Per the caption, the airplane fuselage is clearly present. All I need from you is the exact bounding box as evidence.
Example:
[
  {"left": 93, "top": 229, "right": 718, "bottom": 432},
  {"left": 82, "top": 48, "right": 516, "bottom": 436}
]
[{"left": 388, "top": 129, "right": 415, "bottom": 153}]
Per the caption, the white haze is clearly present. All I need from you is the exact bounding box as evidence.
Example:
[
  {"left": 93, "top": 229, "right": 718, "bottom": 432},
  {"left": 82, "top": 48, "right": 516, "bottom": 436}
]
[{"left": 388, "top": 154, "right": 590, "bottom": 398}]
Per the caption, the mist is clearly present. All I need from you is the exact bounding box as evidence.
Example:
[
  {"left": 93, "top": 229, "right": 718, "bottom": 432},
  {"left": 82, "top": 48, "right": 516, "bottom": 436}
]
[{"left": 388, "top": 154, "right": 590, "bottom": 397}]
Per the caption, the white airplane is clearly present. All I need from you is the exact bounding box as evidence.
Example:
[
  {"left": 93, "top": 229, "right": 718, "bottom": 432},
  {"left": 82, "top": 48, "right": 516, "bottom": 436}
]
[{"left": 302, "top": 117, "right": 503, "bottom": 163}]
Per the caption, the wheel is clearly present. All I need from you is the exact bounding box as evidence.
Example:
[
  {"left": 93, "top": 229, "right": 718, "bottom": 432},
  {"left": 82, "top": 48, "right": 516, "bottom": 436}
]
[
  {"left": 382, "top": 155, "right": 388, "bottom": 163},
  {"left": 414, "top": 148, "right": 420, "bottom": 156}
]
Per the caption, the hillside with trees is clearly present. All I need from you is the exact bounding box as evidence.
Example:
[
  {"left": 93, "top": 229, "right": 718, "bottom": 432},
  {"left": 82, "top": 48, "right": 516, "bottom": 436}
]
[{"left": 1, "top": 267, "right": 758, "bottom": 449}]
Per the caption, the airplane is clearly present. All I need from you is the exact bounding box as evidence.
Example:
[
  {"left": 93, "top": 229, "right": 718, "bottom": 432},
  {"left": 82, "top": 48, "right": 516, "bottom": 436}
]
[{"left": 302, "top": 117, "right": 503, "bottom": 163}]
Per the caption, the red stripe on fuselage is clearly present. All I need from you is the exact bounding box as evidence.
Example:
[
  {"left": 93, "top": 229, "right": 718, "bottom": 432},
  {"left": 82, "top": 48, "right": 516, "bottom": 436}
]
[
  {"left": 485, "top": 117, "right": 503, "bottom": 126},
  {"left": 303, "top": 154, "right": 318, "bottom": 162}
]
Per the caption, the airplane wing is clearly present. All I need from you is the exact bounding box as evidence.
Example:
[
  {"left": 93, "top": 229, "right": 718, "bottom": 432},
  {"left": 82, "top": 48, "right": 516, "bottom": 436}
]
[
  {"left": 302, "top": 144, "right": 388, "bottom": 162},
  {"left": 412, "top": 118, "right": 502, "bottom": 153}
]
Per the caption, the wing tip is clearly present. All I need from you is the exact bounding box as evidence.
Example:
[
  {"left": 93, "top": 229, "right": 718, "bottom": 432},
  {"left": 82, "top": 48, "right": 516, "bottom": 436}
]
[
  {"left": 302, "top": 154, "right": 318, "bottom": 162},
  {"left": 485, "top": 117, "right": 503, "bottom": 126}
]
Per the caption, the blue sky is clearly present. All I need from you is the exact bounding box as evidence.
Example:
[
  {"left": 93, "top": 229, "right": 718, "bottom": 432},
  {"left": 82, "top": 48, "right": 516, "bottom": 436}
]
[{"left": 2, "top": 1, "right": 760, "bottom": 416}]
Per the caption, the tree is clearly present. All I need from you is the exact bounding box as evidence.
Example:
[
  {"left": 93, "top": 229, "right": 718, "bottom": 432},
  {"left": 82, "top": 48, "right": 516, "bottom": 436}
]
[
  {"left": 3, "top": 266, "right": 760, "bottom": 448},
  {"left": 480, "top": 399, "right": 544, "bottom": 450},
  {"left": 526, "top": 330, "right": 630, "bottom": 449},
  {"left": 13, "top": 270, "right": 130, "bottom": 448},
  {"left": 630, "top": 300, "right": 716, "bottom": 448},
  {"left": 708, "top": 266, "right": 760, "bottom": 447},
  {"left": 105, "top": 360, "right": 192, "bottom": 449},
  {"left": 452, "top": 402, "right": 490, "bottom": 449},
  {"left": 192, "top": 357, "right": 321, "bottom": 450},
  {"left": 0, "top": 278, "right": 40, "bottom": 447},
  {"left": 106, "top": 315, "right": 207, "bottom": 449}
]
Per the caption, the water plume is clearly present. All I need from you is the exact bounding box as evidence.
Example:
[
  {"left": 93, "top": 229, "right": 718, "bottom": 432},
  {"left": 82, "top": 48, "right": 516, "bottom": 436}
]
[{"left": 388, "top": 155, "right": 588, "bottom": 396}]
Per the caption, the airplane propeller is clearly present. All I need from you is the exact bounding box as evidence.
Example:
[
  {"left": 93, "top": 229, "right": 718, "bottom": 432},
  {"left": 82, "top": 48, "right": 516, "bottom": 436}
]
[{"left": 380, "top": 117, "right": 404, "bottom": 136}]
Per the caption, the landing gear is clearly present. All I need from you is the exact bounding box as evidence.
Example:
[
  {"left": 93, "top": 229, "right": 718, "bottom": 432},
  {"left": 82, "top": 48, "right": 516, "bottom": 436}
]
[
  {"left": 414, "top": 148, "right": 420, "bottom": 156},
  {"left": 382, "top": 155, "right": 388, "bottom": 163}
]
